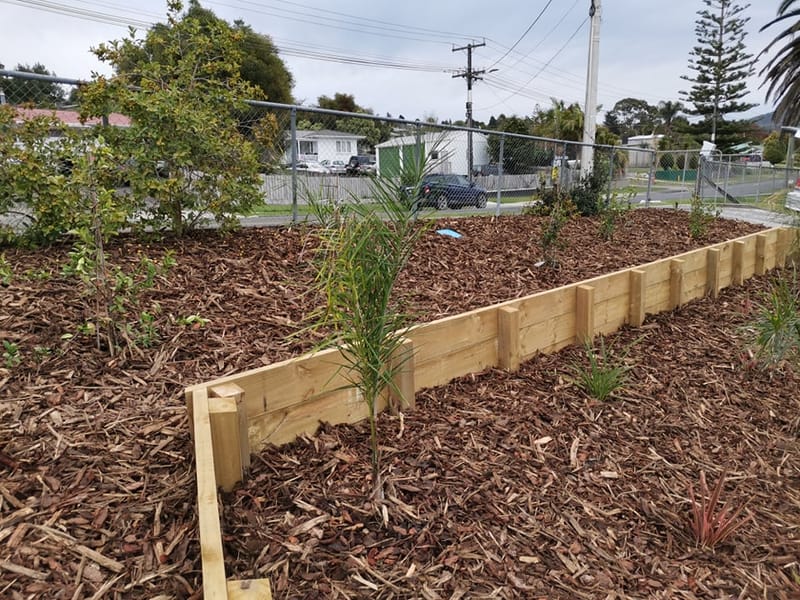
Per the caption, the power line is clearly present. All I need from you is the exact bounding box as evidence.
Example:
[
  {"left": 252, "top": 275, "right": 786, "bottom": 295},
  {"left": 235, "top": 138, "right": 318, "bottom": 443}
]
[
  {"left": 487, "top": 0, "right": 554, "bottom": 70},
  {"left": 481, "top": 17, "right": 589, "bottom": 111}
]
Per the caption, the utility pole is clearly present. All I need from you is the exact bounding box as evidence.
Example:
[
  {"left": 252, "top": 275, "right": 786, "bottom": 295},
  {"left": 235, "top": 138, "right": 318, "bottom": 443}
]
[
  {"left": 453, "top": 41, "right": 486, "bottom": 181},
  {"left": 580, "top": 0, "right": 601, "bottom": 178}
]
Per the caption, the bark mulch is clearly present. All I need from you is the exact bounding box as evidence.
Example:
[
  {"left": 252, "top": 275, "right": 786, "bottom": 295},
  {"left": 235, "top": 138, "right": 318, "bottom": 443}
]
[{"left": 1, "top": 209, "right": 796, "bottom": 599}]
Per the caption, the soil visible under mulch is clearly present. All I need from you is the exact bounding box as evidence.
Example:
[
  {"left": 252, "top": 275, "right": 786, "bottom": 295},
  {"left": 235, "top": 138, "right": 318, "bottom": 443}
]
[{"left": 0, "top": 209, "right": 796, "bottom": 599}]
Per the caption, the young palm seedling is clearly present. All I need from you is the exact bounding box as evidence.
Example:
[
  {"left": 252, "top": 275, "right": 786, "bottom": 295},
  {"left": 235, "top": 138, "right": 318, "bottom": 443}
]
[{"left": 305, "top": 150, "right": 433, "bottom": 497}]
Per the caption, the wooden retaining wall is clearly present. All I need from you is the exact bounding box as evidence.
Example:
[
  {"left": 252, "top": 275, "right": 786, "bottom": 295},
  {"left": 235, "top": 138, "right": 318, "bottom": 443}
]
[{"left": 186, "top": 226, "right": 797, "bottom": 599}]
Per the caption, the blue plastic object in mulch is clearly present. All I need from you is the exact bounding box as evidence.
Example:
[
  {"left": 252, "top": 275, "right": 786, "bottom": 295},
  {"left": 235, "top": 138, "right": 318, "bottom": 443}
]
[{"left": 436, "top": 228, "right": 462, "bottom": 239}]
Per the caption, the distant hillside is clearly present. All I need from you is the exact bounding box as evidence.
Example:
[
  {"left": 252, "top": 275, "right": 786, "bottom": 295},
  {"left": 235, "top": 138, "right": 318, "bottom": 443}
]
[{"left": 750, "top": 111, "right": 777, "bottom": 130}]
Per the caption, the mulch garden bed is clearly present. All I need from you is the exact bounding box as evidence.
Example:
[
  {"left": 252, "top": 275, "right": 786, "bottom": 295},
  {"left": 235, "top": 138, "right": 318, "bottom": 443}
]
[{"left": 1, "top": 209, "right": 798, "bottom": 599}]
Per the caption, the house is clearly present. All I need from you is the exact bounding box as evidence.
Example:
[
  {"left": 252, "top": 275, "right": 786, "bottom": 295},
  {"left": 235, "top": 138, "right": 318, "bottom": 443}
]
[
  {"left": 282, "top": 129, "right": 364, "bottom": 165},
  {"left": 624, "top": 134, "right": 663, "bottom": 168},
  {"left": 11, "top": 107, "right": 131, "bottom": 142},
  {"left": 375, "top": 130, "right": 489, "bottom": 177}
]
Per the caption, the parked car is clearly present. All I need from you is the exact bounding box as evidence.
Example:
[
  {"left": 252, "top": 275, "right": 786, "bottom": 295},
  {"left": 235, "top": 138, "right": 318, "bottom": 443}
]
[
  {"left": 295, "top": 161, "right": 330, "bottom": 174},
  {"left": 345, "top": 155, "right": 376, "bottom": 176},
  {"left": 320, "top": 159, "right": 346, "bottom": 175},
  {"left": 407, "top": 174, "right": 488, "bottom": 210}
]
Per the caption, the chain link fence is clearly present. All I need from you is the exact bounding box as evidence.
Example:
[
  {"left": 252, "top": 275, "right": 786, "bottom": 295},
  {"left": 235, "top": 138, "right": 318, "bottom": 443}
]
[
  {"left": 697, "top": 154, "right": 800, "bottom": 206},
  {"left": 2, "top": 68, "right": 658, "bottom": 237}
]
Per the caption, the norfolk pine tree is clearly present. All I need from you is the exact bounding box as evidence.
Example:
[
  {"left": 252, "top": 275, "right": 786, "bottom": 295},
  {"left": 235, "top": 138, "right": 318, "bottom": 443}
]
[{"left": 680, "top": 0, "right": 757, "bottom": 148}]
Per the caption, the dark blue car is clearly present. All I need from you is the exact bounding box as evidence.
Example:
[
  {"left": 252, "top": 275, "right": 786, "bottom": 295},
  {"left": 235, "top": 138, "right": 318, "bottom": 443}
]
[{"left": 412, "top": 174, "right": 488, "bottom": 210}]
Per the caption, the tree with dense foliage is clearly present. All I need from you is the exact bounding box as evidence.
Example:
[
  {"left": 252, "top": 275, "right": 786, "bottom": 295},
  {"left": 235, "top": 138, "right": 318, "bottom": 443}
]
[
  {"left": 760, "top": 1, "right": 800, "bottom": 127},
  {"left": 532, "top": 98, "right": 584, "bottom": 141},
  {"left": 0, "top": 63, "right": 66, "bottom": 107},
  {"left": 141, "top": 0, "right": 294, "bottom": 103},
  {"left": 317, "top": 93, "right": 361, "bottom": 113},
  {"left": 80, "top": 0, "right": 263, "bottom": 235},
  {"left": 761, "top": 130, "right": 787, "bottom": 164},
  {"left": 603, "top": 98, "right": 658, "bottom": 141},
  {"left": 679, "top": 0, "right": 757, "bottom": 144}
]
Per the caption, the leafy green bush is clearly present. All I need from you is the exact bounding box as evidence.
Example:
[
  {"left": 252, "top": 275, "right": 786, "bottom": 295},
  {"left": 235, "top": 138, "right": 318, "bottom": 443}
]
[{"left": 80, "top": 0, "right": 264, "bottom": 236}]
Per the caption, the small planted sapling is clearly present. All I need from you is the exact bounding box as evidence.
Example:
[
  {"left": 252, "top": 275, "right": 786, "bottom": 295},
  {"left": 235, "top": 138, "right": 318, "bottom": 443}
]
[
  {"left": 304, "top": 150, "right": 431, "bottom": 497},
  {"left": 687, "top": 470, "right": 751, "bottom": 549}
]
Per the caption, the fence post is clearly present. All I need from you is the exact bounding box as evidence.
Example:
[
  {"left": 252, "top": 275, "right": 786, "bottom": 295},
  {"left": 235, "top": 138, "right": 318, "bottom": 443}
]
[
  {"left": 645, "top": 151, "right": 655, "bottom": 206},
  {"left": 606, "top": 148, "right": 614, "bottom": 206},
  {"left": 695, "top": 155, "right": 703, "bottom": 199},
  {"left": 682, "top": 150, "right": 688, "bottom": 190},
  {"left": 495, "top": 134, "right": 505, "bottom": 218},
  {"left": 290, "top": 107, "right": 298, "bottom": 224}
]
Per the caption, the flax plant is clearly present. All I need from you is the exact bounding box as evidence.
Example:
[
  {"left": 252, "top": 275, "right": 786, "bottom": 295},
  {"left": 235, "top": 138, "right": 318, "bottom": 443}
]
[
  {"left": 306, "top": 152, "right": 432, "bottom": 493},
  {"left": 688, "top": 471, "right": 751, "bottom": 549}
]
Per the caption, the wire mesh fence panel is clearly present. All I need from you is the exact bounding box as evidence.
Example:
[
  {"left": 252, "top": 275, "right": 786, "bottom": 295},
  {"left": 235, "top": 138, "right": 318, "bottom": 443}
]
[
  {"left": 2, "top": 68, "right": 660, "bottom": 239},
  {"left": 698, "top": 154, "right": 800, "bottom": 205}
]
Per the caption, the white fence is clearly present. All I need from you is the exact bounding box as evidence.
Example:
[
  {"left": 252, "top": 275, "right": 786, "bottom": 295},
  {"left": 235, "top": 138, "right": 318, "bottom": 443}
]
[{"left": 260, "top": 170, "right": 558, "bottom": 204}]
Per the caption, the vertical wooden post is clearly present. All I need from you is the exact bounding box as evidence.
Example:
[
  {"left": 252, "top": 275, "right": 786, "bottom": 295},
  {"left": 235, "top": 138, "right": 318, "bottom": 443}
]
[
  {"left": 210, "top": 383, "right": 250, "bottom": 472},
  {"left": 776, "top": 228, "right": 789, "bottom": 268},
  {"left": 497, "top": 306, "right": 521, "bottom": 371},
  {"left": 629, "top": 269, "right": 646, "bottom": 327},
  {"left": 755, "top": 233, "right": 768, "bottom": 276},
  {"left": 389, "top": 337, "right": 415, "bottom": 413},
  {"left": 208, "top": 396, "right": 244, "bottom": 493},
  {"left": 670, "top": 259, "right": 685, "bottom": 310},
  {"left": 192, "top": 388, "right": 229, "bottom": 599},
  {"left": 707, "top": 248, "right": 721, "bottom": 299},
  {"left": 732, "top": 241, "right": 745, "bottom": 286},
  {"left": 575, "top": 285, "right": 595, "bottom": 345}
]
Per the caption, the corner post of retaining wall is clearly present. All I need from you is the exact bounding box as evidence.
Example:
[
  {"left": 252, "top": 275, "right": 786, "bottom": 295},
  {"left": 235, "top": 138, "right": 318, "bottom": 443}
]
[
  {"left": 670, "top": 259, "right": 685, "bottom": 310},
  {"left": 192, "top": 387, "right": 229, "bottom": 598},
  {"left": 497, "top": 306, "right": 521, "bottom": 371},
  {"left": 755, "top": 233, "right": 768, "bottom": 275},
  {"left": 776, "top": 228, "right": 790, "bottom": 268},
  {"left": 576, "top": 285, "right": 595, "bottom": 345},
  {"left": 706, "top": 248, "right": 721, "bottom": 299},
  {"left": 732, "top": 241, "right": 745, "bottom": 286},
  {"left": 208, "top": 383, "right": 249, "bottom": 493},
  {"left": 629, "top": 269, "right": 646, "bottom": 327},
  {"left": 389, "top": 337, "right": 415, "bottom": 413}
]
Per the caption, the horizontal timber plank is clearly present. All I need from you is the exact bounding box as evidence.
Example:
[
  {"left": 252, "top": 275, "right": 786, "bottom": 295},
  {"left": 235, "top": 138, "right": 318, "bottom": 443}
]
[{"left": 250, "top": 386, "right": 378, "bottom": 448}]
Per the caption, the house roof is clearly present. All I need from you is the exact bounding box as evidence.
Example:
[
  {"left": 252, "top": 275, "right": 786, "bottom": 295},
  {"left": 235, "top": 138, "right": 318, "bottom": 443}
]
[
  {"left": 293, "top": 129, "right": 364, "bottom": 140},
  {"left": 13, "top": 107, "right": 131, "bottom": 128},
  {"left": 375, "top": 130, "right": 488, "bottom": 148}
]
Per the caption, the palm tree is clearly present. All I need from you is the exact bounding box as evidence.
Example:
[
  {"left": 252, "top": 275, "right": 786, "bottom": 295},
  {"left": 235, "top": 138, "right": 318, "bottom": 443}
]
[
  {"left": 656, "top": 100, "right": 685, "bottom": 135},
  {"left": 760, "top": 1, "right": 800, "bottom": 126}
]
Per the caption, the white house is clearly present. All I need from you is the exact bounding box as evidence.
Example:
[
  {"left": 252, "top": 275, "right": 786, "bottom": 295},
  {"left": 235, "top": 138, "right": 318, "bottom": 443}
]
[
  {"left": 375, "top": 130, "right": 489, "bottom": 177},
  {"left": 283, "top": 129, "right": 364, "bottom": 165},
  {"left": 624, "top": 134, "right": 663, "bottom": 168}
]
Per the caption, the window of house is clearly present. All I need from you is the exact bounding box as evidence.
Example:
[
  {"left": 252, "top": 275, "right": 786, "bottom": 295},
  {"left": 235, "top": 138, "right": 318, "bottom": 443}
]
[
  {"left": 336, "top": 140, "right": 352, "bottom": 153},
  {"left": 429, "top": 151, "right": 439, "bottom": 159},
  {"left": 299, "top": 141, "right": 316, "bottom": 155}
]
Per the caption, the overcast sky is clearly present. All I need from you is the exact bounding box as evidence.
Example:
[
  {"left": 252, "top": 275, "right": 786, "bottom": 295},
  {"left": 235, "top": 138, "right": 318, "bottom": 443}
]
[{"left": 0, "top": 0, "right": 785, "bottom": 123}]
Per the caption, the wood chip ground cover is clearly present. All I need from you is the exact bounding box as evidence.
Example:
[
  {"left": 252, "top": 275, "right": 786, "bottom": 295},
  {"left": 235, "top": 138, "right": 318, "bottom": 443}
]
[{"left": 0, "top": 210, "right": 798, "bottom": 598}]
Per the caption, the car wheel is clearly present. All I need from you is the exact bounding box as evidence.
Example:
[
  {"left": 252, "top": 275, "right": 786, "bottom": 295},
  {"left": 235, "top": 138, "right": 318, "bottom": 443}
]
[
  {"left": 476, "top": 192, "right": 487, "bottom": 209},
  {"left": 436, "top": 194, "right": 448, "bottom": 210}
]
